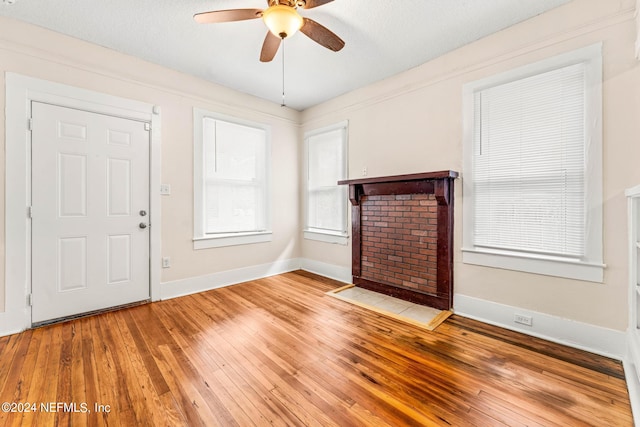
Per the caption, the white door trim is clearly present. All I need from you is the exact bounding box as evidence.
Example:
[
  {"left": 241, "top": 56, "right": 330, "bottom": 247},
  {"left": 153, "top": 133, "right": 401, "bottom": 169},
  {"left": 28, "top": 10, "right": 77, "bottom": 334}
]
[{"left": 3, "top": 73, "right": 162, "bottom": 335}]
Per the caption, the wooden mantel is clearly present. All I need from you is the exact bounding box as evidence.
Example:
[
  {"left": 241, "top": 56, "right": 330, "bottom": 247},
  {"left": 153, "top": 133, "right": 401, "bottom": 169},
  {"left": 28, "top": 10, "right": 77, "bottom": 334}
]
[{"left": 339, "top": 170, "right": 458, "bottom": 310}]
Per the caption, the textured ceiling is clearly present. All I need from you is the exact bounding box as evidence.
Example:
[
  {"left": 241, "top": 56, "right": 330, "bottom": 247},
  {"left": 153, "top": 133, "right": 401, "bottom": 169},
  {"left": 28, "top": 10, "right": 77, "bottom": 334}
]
[{"left": 0, "top": 0, "right": 570, "bottom": 110}]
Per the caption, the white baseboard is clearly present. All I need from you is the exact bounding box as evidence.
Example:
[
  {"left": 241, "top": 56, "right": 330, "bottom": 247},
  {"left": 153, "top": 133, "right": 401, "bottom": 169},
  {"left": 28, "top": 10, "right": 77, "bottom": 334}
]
[
  {"left": 160, "top": 258, "right": 302, "bottom": 300},
  {"left": 625, "top": 331, "right": 640, "bottom": 425},
  {"left": 299, "top": 258, "right": 352, "bottom": 284},
  {"left": 160, "top": 257, "right": 352, "bottom": 301},
  {"left": 623, "top": 358, "right": 640, "bottom": 427},
  {"left": 454, "top": 294, "right": 626, "bottom": 360},
  {"left": 0, "top": 309, "right": 29, "bottom": 338}
]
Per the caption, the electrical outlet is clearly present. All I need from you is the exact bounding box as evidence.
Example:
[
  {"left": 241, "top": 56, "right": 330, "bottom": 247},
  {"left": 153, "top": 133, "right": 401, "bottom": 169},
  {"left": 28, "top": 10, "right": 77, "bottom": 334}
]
[
  {"left": 514, "top": 314, "right": 533, "bottom": 326},
  {"left": 362, "top": 166, "right": 368, "bottom": 176},
  {"left": 162, "top": 256, "right": 171, "bottom": 268}
]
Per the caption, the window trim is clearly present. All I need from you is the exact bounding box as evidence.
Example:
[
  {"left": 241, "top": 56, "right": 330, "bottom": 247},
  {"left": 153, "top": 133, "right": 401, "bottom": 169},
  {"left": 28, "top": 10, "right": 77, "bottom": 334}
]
[
  {"left": 303, "top": 121, "right": 349, "bottom": 245},
  {"left": 193, "top": 108, "right": 272, "bottom": 249},
  {"left": 461, "top": 44, "right": 604, "bottom": 282}
]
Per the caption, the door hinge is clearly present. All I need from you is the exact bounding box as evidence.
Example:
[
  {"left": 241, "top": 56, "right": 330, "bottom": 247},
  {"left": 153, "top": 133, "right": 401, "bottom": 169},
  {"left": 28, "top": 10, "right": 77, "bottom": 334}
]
[
  {"left": 28, "top": 118, "right": 33, "bottom": 131},
  {"left": 27, "top": 293, "right": 33, "bottom": 307},
  {"left": 144, "top": 122, "right": 151, "bottom": 131},
  {"left": 27, "top": 206, "right": 32, "bottom": 219}
]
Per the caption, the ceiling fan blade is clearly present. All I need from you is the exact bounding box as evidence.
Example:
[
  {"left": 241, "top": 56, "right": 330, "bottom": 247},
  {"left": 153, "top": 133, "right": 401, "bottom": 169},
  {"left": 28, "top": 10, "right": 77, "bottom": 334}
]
[
  {"left": 302, "top": 0, "right": 334, "bottom": 9},
  {"left": 260, "top": 31, "right": 282, "bottom": 62},
  {"left": 194, "top": 9, "right": 263, "bottom": 24},
  {"left": 300, "top": 18, "right": 345, "bottom": 52}
]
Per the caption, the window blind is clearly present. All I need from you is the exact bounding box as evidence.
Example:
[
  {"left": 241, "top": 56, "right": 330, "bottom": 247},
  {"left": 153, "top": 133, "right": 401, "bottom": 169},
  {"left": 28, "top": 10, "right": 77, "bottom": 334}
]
[
  {"left": 307, "top": 128, "right": 346, "bottom": 233},
  {"left": 203, "top": 118, "right": 267, "bottom": 234},
  {"left": 472, "top": 63, "right": 586, "bottom": 258}
]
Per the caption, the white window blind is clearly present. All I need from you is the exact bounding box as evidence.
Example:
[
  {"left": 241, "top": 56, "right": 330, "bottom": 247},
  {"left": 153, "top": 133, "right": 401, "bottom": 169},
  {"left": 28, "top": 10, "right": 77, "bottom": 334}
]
[
  {"left": 473, "top": 63, "right": 586, "bottom": 258},
  {"left": 306, "top": 126, "right": 347, "bottom": 235},
  {"left": 203, "top": 117, "right": 267, "bottom": 234}
]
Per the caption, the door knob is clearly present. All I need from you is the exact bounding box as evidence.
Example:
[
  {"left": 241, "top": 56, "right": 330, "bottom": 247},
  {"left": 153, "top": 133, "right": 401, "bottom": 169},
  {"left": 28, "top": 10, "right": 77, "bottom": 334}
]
[
  {"left": 139, "top": 222, "right": 148, "bottom": 229},
  {"left": 139, "top": 210, "right": 147, "bottom": 217}
]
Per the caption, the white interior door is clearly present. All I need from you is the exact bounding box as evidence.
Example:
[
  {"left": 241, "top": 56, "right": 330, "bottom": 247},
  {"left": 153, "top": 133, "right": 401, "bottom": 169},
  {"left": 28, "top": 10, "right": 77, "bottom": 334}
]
[{"left": 31, "top": 102, "right": 150, "bottom": 324}]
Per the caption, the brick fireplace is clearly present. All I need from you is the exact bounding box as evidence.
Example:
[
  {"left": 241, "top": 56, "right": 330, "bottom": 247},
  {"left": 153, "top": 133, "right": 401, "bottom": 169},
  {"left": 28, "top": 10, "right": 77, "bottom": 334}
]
[
  {"left": 361, "top": 193, "right": 439, "bottom": 294},
  {"left": 339, "top": 171, "right": 458, "bottom": 310}
]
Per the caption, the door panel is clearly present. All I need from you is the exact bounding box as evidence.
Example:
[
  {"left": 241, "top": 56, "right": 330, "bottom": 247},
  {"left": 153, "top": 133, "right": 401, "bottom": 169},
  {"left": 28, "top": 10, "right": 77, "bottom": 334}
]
[
  {"left": 58, "top": 237, "right": 87, "bottom": 291},
  {"left": 107, "top": 234, "right": 132, "bottom": 284},
  {"left": 107, "top": 158, "right": 132, "bottom": 216},
  {"left": 58, "top": 153, "right": 88, "bottom": 217},
  {"left": 31, "top": 102, "right": 150, "bottom": 323}
]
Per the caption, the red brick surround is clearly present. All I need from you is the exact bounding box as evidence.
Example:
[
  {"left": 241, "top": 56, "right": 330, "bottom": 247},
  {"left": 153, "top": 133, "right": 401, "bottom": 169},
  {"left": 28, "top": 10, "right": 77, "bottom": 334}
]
[{"left": 361, "top": 194, "right": 438, "bottom": 294}]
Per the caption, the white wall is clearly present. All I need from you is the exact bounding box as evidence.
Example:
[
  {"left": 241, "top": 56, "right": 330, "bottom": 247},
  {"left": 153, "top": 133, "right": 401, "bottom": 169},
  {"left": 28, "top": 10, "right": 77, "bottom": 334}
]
[
  {"left": 301, "top": 0, "right": 640, "bottom": 335},
  {"left": 0, "top": 16, "right": 302, "bottom": 315}
]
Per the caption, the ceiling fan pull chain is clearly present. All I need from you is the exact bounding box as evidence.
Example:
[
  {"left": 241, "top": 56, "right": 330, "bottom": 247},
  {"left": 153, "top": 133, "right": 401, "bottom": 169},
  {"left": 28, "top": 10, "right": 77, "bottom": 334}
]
[{"left": 281, "top": 38, "right": 286, "bottom": 107}]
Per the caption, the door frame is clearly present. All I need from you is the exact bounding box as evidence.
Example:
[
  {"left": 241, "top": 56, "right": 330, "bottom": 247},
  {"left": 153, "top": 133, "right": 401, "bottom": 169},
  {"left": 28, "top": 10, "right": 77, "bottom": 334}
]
[{"left": 3, "top": 73, "right": 162, "bottom": 334}]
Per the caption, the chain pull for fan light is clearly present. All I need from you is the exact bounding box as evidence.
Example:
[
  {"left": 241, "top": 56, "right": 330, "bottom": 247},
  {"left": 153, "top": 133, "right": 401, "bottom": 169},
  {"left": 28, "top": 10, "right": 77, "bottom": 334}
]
[{"left": 281, "top": 37, "right": 286, "bottom": 107}]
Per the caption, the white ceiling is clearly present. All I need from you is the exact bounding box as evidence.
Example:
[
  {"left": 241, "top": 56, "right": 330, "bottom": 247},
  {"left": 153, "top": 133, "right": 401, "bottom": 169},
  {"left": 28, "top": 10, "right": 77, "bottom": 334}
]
[{"left": 0, "top": 0, "right": 570, "bottom": 111}]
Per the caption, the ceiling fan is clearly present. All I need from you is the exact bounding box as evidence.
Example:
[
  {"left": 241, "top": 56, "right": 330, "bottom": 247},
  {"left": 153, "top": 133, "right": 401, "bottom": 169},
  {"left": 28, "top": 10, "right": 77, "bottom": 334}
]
[{"left": 194, "top": 0, "right": 345, "bottom": 62}]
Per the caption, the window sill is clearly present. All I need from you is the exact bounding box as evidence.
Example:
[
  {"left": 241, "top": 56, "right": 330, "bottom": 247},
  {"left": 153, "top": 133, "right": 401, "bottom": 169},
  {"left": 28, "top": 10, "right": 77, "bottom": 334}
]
[
  {"left": 194, "top": 231, "right": 272, "bottom": 249},
  {"left": 304, "top": 229, "right": 349, "bottom": 245},
  {"left": 461, "top": 247, "right": 604, "bottom": 283}
]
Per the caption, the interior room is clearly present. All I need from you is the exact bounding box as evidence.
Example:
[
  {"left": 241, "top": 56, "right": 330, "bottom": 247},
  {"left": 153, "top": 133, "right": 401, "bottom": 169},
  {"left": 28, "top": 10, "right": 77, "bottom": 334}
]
[{"left": 1, "top": 0, "right": 639, "bottom": 424}]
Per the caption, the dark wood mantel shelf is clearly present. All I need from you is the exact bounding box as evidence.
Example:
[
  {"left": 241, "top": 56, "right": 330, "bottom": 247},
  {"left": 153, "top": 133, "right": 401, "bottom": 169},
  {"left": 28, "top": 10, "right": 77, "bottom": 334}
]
[
  {"left": 338, "top": 170, "right": 458, "bottom": 186},
  {"left": 339, "top": 170, "right": 458, "bottom": 310}
]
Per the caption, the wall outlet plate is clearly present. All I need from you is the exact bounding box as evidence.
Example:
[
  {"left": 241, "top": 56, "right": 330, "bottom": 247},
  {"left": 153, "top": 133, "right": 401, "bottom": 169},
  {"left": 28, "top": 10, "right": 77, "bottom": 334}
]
[{"left": 514, "top": 313, "right": 533, "bottom": 326}]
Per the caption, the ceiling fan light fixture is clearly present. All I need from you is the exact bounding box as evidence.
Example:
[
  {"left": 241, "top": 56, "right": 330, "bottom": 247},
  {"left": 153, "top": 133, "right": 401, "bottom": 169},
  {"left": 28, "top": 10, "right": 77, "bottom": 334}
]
[{"left": 262, "top": 5, "right": 303, "bottom": 39}]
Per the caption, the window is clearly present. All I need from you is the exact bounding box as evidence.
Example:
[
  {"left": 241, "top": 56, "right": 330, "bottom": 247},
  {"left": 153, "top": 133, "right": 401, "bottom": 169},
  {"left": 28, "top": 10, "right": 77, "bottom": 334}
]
[
  {"left": 462, "top": 44, "right": 603, "bottom": 282},
  {"left": 193, "top": 109, "right": 271, "bottom": 248},
  {"left": 304, "top": 122, "right": 348, "bottom": 244}
]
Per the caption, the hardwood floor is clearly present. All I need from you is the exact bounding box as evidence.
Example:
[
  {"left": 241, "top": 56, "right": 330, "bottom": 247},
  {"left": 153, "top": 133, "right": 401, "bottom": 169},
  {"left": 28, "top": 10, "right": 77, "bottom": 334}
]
[{"left": 0, "top": 270, "right": 632, "bottom": 426}]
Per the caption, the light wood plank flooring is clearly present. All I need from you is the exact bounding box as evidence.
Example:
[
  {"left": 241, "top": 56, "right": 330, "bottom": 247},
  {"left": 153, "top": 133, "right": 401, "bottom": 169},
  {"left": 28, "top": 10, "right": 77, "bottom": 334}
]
[{"left": 0, "top": 270, "right": 633, "bottom": 426}]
